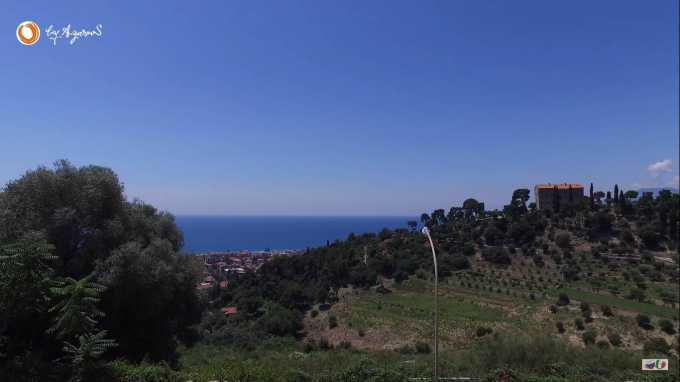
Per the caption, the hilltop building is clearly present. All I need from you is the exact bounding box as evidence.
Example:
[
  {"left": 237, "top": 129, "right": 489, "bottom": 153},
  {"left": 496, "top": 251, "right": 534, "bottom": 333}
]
[{"left": 534, "top": 183, "right": 584, "bottom": 210}]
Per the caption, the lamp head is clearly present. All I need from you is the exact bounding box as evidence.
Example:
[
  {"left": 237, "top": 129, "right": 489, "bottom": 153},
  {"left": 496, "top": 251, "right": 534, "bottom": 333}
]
[{"left": 421, "top": 226, "right": 430, "bottom": 236}]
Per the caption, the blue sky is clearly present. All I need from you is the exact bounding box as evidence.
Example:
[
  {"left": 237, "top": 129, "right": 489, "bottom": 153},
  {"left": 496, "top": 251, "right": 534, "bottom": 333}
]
[{"left": 1, "top": 0, "right": 678, "bottom": 215}]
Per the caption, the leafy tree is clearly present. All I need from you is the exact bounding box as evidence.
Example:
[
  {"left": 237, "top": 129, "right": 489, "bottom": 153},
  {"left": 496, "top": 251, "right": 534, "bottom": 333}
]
[
  {"left": 256, "top": 302, "right": 302, "bottom": 337},
  {"left": 659, "top": 319, "right": 676, "bottom": 335},
  {"left": 555, "top": 231, "right": 571, "bottom": 249},
  {"left": 481, "top": 247, "right": 511, "bottom": 265},
  {"left": 420, "top": 213, "right": 431, "bottom": 227},
  {"left": 407, "top": 220, "right": 418, "bottom": 232},
  {"left": 512, "top": 189, "right": 530, "bottom": 210},
  {"left": 624, "top": 190, "right": 639, "bottom": 199},
  {"left": 462, "top": 198, "right": 481, "bottom": 219},
  {"left": 574, "top": 318, "right": 585, "bottom": 331},
  {"left": 582, "top": 329, "right": 597, "bottom": 345},
  {"left": 62, "top": 330, "right": 117, "bottom": 382},
  {"left": 643, "top": 338, "right": 670, "bottom": 355},
  {"left": 97, "top": 238, "right": 203, "bottom": 362},
  {"left": 0, "top": 238, "right": 57, "bottom": 366},
  {"left": 636, "top": 314, "right": 653, "bottom": 330},
  {"left": 639, "top": 226, "right": 660, "bottom": 248},
  {"left": 48, "top": 273, "right": 105, "bottom": 340},
  {"left": 484, "top": 226, "right": 504, "bottom": 246},
  {"left": 608, "top": 333, "right": 622, "bottom": 347},
  {"left": 627, "top": 288, "right": 647, "bottom": 303},
  {"left": 557, "top": 293, "right": 570, "bottom": 306}
]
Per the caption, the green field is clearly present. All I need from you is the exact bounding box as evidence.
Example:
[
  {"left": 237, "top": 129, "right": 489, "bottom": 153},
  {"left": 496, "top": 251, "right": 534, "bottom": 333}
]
[{"left": 554, "top": 288, "right": 678, "bottom": 319}]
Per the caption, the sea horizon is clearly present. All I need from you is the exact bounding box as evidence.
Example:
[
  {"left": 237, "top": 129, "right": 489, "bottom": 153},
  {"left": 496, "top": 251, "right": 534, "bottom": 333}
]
[{"left": 175, "top": 215, "right": 416, "bottom": 253}]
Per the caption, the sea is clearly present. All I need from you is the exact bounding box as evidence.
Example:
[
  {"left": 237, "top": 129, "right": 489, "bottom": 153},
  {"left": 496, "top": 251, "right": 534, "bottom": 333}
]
[{"left": 175, "top": 215, "right": 415, "bottom": 253}]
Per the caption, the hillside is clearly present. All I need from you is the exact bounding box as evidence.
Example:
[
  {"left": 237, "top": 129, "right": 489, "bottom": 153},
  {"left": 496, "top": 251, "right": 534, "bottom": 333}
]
[{"left": 1, "top": 163, "right": 678, "bottom": 381}]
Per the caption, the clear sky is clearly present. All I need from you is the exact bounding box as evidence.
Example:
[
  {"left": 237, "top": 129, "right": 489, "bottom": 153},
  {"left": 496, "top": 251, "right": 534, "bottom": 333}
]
[{"left": 2, "top": 1, "right": 678, "bottom": 215}]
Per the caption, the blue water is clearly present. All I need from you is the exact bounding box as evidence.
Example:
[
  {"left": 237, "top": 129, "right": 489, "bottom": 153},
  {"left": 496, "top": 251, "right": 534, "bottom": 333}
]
[{"left": 175, "top": 216, "right": 415, "bottom": 252}]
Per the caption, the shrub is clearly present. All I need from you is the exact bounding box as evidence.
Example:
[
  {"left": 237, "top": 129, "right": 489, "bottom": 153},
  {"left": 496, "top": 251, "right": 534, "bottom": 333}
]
[
  {"left": 556, "top": 322, "right": 565, "bottom": 334},
  {"left": 608, "top": 333, "right": 622, "bottom": 347},
  {"left": 415, "top": 341, "right": 431, "bottom": 354},
  {"left": 627, "top": 288, "right": 646, "bottom": 302},
  {"left": 396, "top": 344, "right": 415, "bottom": 354},
  {"left": 636, "top": 314, "right": 653, "bottom": 330},
  {"left": 328, "top": 315, "right": 338, "bottom": 329},
  {"left": 643, "top": 338, "right": 670, "bottom": 355},
  {"left": 549, "top": 305, "right": 558, "bottom": 314},
  {"left": 596, "top": 340, "right": 610, "bottom": 349},
  {"left": 482, "top": 247, "right": 512, "bottom": 265},
  {"left": 310, "top": 309, "right": 319, "bottom": 318},
  {"left": 338, "top": 341, "right": 352, "bottom": 350},
  {"left": 582, "top": 329, "right": 597, "bottom": 345},
  {"left": 109, "top": 360, "right": 184, "bottom": 382},
  {"left": 318, "top": 337, "right": 332, "bottom": 350},
  {"left": 601, "top": 305, "right": 613, "bottom": 317},
  {"left": 557, "top": 293, "right": 570, "bottom": 306},
  {"left": 358, "top": 329, "right": 365, "bottom": 337},
  {"left": 476, "top": 326, "right": 493, "bottom": 337},
  {"left": 574, "top": 318, "right": 584, "bottom": 331},
  {"left": 555, "top": 231, "right": 572, "bottom": 249},
  {"left": 659, "top": 319, "right": 676, "bottom": 335},
  {"left": 579, "top": 301, "right": 591, "bottom": 313}
]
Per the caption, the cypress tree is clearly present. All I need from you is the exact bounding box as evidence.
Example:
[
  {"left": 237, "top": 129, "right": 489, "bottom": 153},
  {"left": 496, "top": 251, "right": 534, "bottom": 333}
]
[
  {"left": 614, "top": 184, "right": 619, "bottom": 203},
  {"left": 589, "top": 183, "right": 594, "bottom": 210}
]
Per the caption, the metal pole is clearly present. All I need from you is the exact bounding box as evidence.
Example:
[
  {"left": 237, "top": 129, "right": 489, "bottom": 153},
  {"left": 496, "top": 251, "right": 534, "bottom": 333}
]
[{"left": 422, "top": 227, "right": 438, "bottom": 381}]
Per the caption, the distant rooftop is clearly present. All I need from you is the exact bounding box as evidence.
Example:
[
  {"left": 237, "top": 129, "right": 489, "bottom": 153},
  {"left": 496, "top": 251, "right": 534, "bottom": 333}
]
[{"left": 535, "top": 183, "right": 584, "bottom": 190}]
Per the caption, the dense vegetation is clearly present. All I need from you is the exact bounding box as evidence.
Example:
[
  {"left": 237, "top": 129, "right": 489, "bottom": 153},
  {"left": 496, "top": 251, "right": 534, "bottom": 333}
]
[
  {"left": 0, "top": 161, "right": 203, "bottom": 381},
  {"left": 1, "top": 161, "right": 678, "bottom": 381}
]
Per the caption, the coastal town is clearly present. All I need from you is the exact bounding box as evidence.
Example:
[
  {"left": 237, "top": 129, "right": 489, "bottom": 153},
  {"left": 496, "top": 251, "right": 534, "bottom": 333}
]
[{"left": 195, "top": 250, "right": 301, "bottom": 288}]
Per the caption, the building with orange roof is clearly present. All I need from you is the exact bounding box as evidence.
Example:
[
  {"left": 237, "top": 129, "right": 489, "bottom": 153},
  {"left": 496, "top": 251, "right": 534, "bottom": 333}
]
[{"left": 534, "top": 183, "right": 584, "bottom": 210}]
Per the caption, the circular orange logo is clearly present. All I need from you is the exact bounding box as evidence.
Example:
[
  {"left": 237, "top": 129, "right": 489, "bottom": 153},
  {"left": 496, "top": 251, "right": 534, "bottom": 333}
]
[{"left": 16, "top": 21, "right": 40, "bottom": 45}]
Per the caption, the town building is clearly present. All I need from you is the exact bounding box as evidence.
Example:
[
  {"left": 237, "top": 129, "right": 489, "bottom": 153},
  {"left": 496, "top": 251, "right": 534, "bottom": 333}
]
[{"left": 534, "top": 183, "right": 584, "bottom": 210}]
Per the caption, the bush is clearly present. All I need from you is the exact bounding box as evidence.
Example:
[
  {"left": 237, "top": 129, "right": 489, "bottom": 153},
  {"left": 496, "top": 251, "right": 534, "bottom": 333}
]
[
  {"left": 643, "top": 338, "right": 670, "bottom": 355},
  {"left": 338, "top": 341, "right": 352, "bottom": 350},
  {"left": 358, "top": 329, "right": 365, "bottom": 337},
  {"left": 579, "top": 301, "right": 591, "bottom": 313},
  {"left": 608, "top": 333, "right": 622, "bottom": 347},
  {"left": 476, "top": 326, "right": 493, "bottom": 337},
  {"left": 627, "top": 288, "right": 646, "bottom": 302},
  {"left": 659, "top": 319, "right": 676, "bottom": 335},
  {"left": 310, "top": 309, "right": 319, "bottom": 318},
  {"left": 318, "top": 337, "right": 332, "bottom": 350},
  {"left": 328, "top": 315, "right": 338, "bottom": 329},
  {"left": 109, "top": 360, "right": 184, "bottom": 382},
  {"left": 596, "top": 340, "right": 610, "bottom": 349},
  {"left": 601, "top": 305, "right": 613, "bottom": 317},
  {"left": 555, "top": 232, "right": 572, "bottom": 249},
  {"left": 481, "top": 247, "right": 512, "bottom": 265},
  {"left": 582, "top": 329, "right": 597, "bottom": 345},
  {"left": 574, "top": 318, "right": 585, "bottom": 331},
  {"left": 557, "top": 293, "right": 570, "bottom": 306},
  {"left": 549, "top": 305, "right": 558, "bottom": 314},
  {"left": 636, "top": 314, "right": 653, "bottom": 330},
  {"left": 556, "top": 322, "right": 565, "bottom": 334},
  {"left": 415, "top": 341, "right": 431, "bottom": 354}
]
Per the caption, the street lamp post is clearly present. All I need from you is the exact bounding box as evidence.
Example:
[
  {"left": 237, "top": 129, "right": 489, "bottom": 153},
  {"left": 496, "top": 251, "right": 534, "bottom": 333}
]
[{"left": 421, "top": 226, "right": 438, "bottom": 381}]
